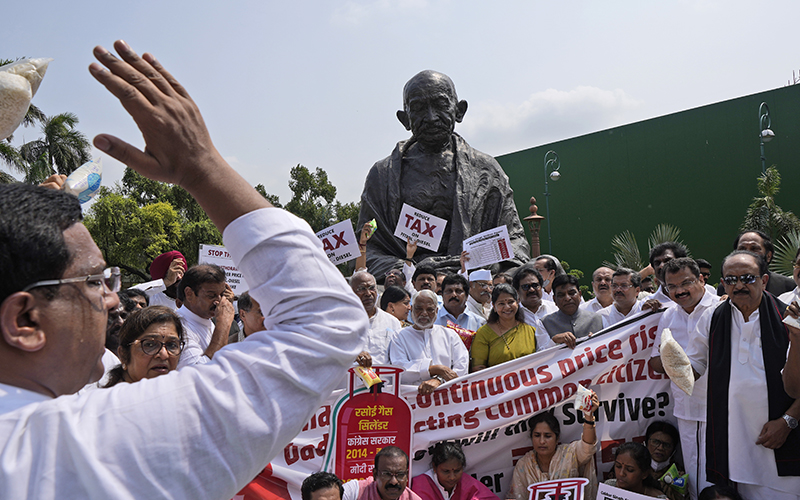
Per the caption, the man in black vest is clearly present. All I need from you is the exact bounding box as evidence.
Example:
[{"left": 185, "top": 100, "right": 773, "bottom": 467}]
[{"left": 687, "top": 250, "right": 800, "bottom": 500}]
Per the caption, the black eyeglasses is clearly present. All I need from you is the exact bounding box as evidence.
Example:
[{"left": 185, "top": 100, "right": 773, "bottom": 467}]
[
  {"left": 130, "top": 338, "right": 184, "bottom": 356},
  {"left": 520, "top": 282, "right": 541, "bottom": 291},
  {"left": 22, "top": 267, "right": 121, "bottom": 293},
  {"left": 722, "top": 274, "right": 758, "bottom": 286},
  {"left": 665, "top": 278, "right": 698, "bottom": 293},
  {"left": 648, "top": 437, "right": 674, "bottom": 451},
  {"left": 378, "top": 470, "right": 408, "bottom": 481}
]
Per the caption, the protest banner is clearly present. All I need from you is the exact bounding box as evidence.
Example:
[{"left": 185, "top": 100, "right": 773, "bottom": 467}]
[
  {"left": 316, "top": 220, "right": 359, "bottom": 265},
  {"left": 198, "top": 243, "right": 249, "bottom": 293},
  {"left": 394, "top": 203, "right": 448, "bottom": 252},
  {"left": 462, "top": 226, "right": 515, "bottom": 270},
  {"left": 240, "top": 310, "right": 672, "bottom": 500}
]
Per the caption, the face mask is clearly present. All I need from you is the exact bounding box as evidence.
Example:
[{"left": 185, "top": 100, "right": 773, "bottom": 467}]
[
  {"left": 542, "top": 279, "right": 550, "bottom": 287},
  {"left": 651, "top": 458, "right": 671, "bottom": 472}
]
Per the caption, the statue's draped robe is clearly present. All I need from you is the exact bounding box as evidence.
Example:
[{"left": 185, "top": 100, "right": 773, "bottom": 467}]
[{"left": 358, "top": 134, "right": 530, "bottom": 279}]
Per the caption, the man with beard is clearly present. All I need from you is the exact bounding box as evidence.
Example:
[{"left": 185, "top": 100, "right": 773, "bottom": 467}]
[
  {"left": 582, "top": 267, "right": 614, "bottom": 312},
  {"left": 649, "top": 258, "right": 720, "bottom": 500},
  {"left": 389, "top": 290, "right": 468, "bottom": 394},
  {"left": 598, "top": 268, "right": 643, "bottom": 328},
  {"left": 176, "top": 264, "right": 236, "bottom": 368},
  {"left": 342, "top": 447, "right": 421, "bottom": 500},
  {"left": 513, "top": 266, "right": 556, "bottom": 350},
  {"left": 434, "top": 273, "right": 484, "bottom": 332},
  {"left": 542, "top": 275, "right": 603, "bottom": 349},
  {"left": 350, "top": 271, "right": 401, "bottom": 366},
  {"left": 357, "top": 70, "right": 529, "bottom": 278},
  {"left": 687, "top": 251, "right": 800, "bottom": 500},
  {"left": 132, "top": 251, "right": 187, "bottom": 311}
]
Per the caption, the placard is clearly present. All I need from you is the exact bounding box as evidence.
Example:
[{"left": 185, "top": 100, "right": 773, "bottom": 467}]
[
  {"left": 394, "top": 203, "right": 447, "bottom": 252},
  {"left": 462, "top": 226, "right": 515, "bottom": 270},
  {"left": 198, "top": 243, "right": 249, "bottom": 293},
  {"left": 316, "top": 220, "right": 359, "bottom": 265},
  {"left": 596, "top": 481, "right": 654, "bottom": 500}
]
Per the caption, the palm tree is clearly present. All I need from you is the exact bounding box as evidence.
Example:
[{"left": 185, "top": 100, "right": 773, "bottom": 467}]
[
  {"left": 19, "top": 112, "right": 90, "bottom": 183},
  {"left": 604, "top": 224, "right": 687, "bottom": 271},
  {"left": 740, "top": 166, "right": 800, "bottom": 244}
]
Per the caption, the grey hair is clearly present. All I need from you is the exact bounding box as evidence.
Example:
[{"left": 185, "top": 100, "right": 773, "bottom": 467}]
[{"left": 414, "top": 289, "right": 439, "bottom": 304}]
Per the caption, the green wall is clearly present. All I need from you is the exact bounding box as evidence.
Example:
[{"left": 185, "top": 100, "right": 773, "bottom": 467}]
[{"left": 496, "top": 84, "right": 800, "bottom": 284}]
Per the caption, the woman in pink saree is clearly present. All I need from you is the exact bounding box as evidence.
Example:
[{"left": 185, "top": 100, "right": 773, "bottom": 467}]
[{"left": 411, "top": 442, "right": 499, "bottom": 500}]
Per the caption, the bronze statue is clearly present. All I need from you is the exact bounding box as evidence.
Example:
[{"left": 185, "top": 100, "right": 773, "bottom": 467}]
[{"left": 357, "top": 70, "right": 530, "bottom": 279}]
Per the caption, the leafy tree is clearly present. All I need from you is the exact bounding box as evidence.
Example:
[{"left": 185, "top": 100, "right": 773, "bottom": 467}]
[
  {"left": 18, "top": 112, "right": 90, "bottom": 183},
  {"left": 284, "top": 165, "right": 338, "bottom": 232},
  {"left": 84, "top": 188, "right": 183, "bottom": 282},
  {"left": 740, "top": 166, "right": 800, "bottom": 245},
  {"left": 255, "top": 184, "right": 282, "bottom": 207}
]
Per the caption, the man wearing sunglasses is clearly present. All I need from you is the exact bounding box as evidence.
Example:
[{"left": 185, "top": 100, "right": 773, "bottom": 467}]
[
  {"left": 687, "top": 251, "right": 800, "bottom": 500},
  {"left": 0, "top": 40, "right": 367, "bottom": 498}
]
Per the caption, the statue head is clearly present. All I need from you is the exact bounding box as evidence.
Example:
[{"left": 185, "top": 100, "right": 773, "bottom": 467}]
[{"left": 397, "top": 70, "right": 468, "bottom": 152}]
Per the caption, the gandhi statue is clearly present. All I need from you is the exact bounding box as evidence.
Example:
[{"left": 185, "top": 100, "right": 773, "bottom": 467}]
[{"left": 357, "top": 70, "right": 530, "bottom": 279}]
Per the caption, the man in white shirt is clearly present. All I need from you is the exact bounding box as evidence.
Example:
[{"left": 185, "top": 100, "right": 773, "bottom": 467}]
[
  {"left": 175, "top": 264, "right": 236, "bottom": 368},
  {"left": 0, "top": 40, "right": 367, "bottom": 498},
  {"left": 512, "top": 265, "right": 556, "bottom": 350},
  {"left": 389, "top": 290, "right": 469, "bottom": 394},
  {"left": 582, "top": 266, "right": 614, "bottom": 313},
  {"left": 351, "top": 271, "right": 401, "bottom": 365},
  {"left": 686, "top": 251, "right": 800, "bottom": 500},
  {"left": 435, "top": 273, "right": 485, "bottom": 332},
  {"left": 649, "top": 258, "right": 720, "bottom": 500},
  {"left": 598, "top": 268, "right": 643, "bottom": 328}
]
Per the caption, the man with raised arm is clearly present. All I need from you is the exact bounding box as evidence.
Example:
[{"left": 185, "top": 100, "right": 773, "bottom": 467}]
[{"left": 0, "top": 40, "right": 367, "bottom": 499}]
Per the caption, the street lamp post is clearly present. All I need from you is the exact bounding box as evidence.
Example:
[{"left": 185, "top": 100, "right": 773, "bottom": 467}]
[
  {"left": 543, "top": 150, "right": 561, "bottom": 254},
  {"left": 759, "top": 102, "right": 775, "bottom": 174}
]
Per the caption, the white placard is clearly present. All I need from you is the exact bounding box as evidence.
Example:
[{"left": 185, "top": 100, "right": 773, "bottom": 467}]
[
  {"left": 462, "top": 225, "right": 515, "bottom": 270},
  {"left": 198, "top": 244, "right": 249, "bottom": 294},
  {"left": 393, "top": 203, "right": 448, "bottom": 252},
  {"left": 316, "top": 220, "right": 359, "bottom": 265},
  {"left": 596, "top": 482, "right": 654, "bottom": 500}
]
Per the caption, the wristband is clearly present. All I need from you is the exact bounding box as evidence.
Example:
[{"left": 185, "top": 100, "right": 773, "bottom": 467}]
[{"left": 432, "top": 375, "right": 446, "bottom": 384}]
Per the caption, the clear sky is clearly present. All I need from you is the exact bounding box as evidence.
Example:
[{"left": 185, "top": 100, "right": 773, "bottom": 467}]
[{"left": 4, "top": 0, "right": 799, "bottom": 205}]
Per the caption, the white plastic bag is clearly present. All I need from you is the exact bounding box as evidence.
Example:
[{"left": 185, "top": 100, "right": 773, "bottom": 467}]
[
  {"left": 660, "top": 328, "right": 694, "bottom": 396},
  {"left": 0, "top": 57, "right": 52, "bottom": 140}
]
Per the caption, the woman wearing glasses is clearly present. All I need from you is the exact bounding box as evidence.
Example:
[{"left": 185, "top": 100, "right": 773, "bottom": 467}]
[{"left": 103, "top": 306, "right": 185, "bottom": 387}]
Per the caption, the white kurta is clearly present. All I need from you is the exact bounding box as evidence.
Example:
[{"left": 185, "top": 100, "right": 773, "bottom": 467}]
[
  {"left": 650, "top": 290, "right": 720, "bottom": 500},
  {"left": 466, "top": 294, "right": 491, "bottom": 320},
  {"left": 389, "top": 324, "right": 469, "bottom": 385},
  {"left": 778, "top": 287, "right": 800, "bottom": 307},
  {"left": 176, "top": 304, "right": 215, "bottom": 368},
  {"left": 520, "top": 302, "right": 558, "bottom": 351},
  {"left": 0, "top": 208, "right": 368, "bottom": 499},
  {"left": 580, "top": 297, "right": 608, "bottom": 313},
  {"left": 598, "top": 300, "right": 643, "bottom": 329},
  {"left": 365, "top": 308, "right": 402, "bottom": 365},
  {"left": 687, "top": 303, "right": 800, "bottom": 498}
]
